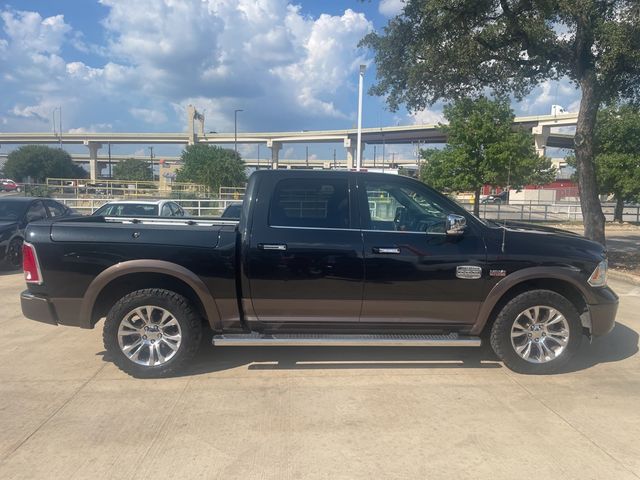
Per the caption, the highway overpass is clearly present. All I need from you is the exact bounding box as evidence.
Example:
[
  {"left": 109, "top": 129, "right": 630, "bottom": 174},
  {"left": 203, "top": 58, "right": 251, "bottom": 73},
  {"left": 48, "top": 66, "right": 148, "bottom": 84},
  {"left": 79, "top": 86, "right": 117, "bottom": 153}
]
[{"left": 0, "top": 111, "right": 577, "bottom": 180}]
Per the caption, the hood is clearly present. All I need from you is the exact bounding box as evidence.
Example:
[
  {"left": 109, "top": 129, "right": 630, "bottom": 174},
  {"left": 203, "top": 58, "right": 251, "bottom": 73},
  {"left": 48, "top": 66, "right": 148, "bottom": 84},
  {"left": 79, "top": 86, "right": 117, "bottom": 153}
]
[
  {"left": 491, "top": 220, "right": 606, "bottom": 262},
  {"left": 502, "top": 221, "right": 580, "bottom": 237}
]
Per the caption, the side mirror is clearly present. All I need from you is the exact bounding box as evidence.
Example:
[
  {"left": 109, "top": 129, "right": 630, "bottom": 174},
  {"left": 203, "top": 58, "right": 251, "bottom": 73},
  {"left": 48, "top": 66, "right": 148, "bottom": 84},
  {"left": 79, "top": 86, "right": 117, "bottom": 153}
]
[{"left": 446, "top": 214, "right": 466, "bottom": 236}]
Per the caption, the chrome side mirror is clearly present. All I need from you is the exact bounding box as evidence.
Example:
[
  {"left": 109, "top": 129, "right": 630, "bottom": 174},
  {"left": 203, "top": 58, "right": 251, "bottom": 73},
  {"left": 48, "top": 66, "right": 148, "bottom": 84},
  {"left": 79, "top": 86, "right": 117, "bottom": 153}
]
[{"left": 446, "top": 214, "right": 466, "bottom": 236}]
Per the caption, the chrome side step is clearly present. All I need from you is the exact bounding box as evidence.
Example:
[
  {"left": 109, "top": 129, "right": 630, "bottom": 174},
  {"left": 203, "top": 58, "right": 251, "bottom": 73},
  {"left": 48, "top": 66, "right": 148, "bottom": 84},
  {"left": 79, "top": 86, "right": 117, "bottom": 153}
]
[{"left": 212, "top": 332, "right": 481, "bottom": 347}]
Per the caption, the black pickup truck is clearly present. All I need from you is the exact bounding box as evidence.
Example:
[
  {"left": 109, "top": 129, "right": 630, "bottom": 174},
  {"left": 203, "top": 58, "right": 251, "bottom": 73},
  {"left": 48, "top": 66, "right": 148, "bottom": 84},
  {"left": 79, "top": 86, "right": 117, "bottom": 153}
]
[{"left": 20, "top": 170, "right": 618, "bottom": 377}]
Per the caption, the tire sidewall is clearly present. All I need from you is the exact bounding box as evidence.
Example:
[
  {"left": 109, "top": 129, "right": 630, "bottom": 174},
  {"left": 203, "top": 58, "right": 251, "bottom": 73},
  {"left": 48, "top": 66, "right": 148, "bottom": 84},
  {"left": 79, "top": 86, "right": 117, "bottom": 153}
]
[
  {"left": 491, "top": 290, "right": 583, "bottom": 374},
  {"left": 104, "top": 289, "right": 201, "bottom": 377}
]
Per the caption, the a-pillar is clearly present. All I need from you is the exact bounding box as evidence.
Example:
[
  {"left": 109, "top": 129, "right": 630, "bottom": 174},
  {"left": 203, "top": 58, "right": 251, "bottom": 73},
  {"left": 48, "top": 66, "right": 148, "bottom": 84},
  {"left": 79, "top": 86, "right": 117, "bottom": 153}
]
[
  {"left": 267, "top": 140, "right": 282, "bottom": 169},
  {"left": 84, "top": 141, "right": 102, "bottom": 181},
  {"left": 532, "top": 125, "right": 550, "bottom": 157}
]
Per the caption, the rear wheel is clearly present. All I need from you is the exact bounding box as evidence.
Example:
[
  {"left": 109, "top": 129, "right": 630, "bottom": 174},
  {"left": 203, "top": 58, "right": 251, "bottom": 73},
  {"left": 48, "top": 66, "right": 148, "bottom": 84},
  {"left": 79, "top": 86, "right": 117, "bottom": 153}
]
[
  {"left": 103, "top": 288, "right": 202, "bottom": 378},
  {"left": 490, "top": 290, "right": 582, "bottom": 374}
]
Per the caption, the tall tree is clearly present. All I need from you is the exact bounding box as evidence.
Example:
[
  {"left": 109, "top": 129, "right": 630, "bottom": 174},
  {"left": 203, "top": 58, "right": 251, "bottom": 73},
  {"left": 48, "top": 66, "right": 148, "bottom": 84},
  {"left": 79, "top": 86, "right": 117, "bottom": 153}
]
[
  {"left": 361, "top": 0, "right": 640, "bottom": 244},
  {"left": 176, "top": 144, "right": 247, "bottom": 193},
  {"left": 594, "top": 105, "right": 640, "bottom": 222},
  {"left": 420, "top": 97, "right": 554, "bottom": 216},
  {"left": 113, "top": 158, "right": 153, "bottom": 181},
  {"left": 3, "top": 145, "right": 86, "bottom": 183}
]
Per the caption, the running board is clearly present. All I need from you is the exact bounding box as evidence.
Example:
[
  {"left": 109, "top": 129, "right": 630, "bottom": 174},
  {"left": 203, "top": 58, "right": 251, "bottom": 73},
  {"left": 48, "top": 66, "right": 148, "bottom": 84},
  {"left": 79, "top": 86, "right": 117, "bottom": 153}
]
[{"left": 212, "top": 332, "right": 481, "bottom": 347}]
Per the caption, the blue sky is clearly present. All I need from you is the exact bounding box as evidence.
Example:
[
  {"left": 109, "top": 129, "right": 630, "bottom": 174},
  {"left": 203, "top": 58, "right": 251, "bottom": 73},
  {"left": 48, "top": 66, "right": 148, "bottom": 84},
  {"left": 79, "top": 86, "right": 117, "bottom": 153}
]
[{"left": 0, "top": 0, "right": 580, "bottom": 162}]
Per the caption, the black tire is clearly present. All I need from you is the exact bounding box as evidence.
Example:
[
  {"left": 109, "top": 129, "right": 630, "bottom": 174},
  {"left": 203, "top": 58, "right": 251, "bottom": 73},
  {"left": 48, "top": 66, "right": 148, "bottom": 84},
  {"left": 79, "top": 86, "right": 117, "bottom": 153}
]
[
  {"left": 103, "top": 288, "right": 202, "bottom": 378},
  {"left": 490, "top": 290, "right": 582, "bottom": 374},
  {"left": 2, "top": 237, "right": 23, "bottom": 270}
]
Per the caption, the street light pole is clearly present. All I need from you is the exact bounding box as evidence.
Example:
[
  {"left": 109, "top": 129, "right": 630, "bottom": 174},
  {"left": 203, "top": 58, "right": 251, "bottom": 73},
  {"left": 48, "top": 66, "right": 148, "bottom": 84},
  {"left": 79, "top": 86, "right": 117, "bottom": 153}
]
[
  {"left": 356, "top": 64, "right": 366, "bottom": 171},
  {"left": 148, "top": 146, "right": 154, "bottom": 181},
  {"left": 234, "top": 109, "right": 243, "bottom": 155}
]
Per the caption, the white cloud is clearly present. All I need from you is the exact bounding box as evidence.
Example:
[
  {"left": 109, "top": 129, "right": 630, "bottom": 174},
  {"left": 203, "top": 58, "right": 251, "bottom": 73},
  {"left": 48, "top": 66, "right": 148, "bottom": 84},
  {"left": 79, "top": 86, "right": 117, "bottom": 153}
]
[
  {"left": 378, "top": 0, "right": 404, "bottom": 18},
  {"left": 517, "top": 79, "right": 580, "bottom": 115},
  {"left": 0, "top": 10, "right": 70, "bottom": 54},
  {"left": 68, "top": 123, "right": 113, "bottom": 133},
  {"left": 1, "top": 2, "right": 374, "bottom": 133},
  {"left": 410, "top": 107, "right": 445, "bottom": 125},
  {"left": 130, "top": 107, "right": 168, "bottom": 125}
]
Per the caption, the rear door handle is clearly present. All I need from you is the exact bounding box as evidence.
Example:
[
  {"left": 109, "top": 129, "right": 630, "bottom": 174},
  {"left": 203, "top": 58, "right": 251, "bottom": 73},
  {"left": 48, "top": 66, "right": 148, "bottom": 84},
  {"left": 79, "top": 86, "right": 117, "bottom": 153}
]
[
  {"left": 372, "top": 246, "right": 400, "bottom": 254},
  {"left": 258, "top": 243, "right": 287, "bottom": 251}
]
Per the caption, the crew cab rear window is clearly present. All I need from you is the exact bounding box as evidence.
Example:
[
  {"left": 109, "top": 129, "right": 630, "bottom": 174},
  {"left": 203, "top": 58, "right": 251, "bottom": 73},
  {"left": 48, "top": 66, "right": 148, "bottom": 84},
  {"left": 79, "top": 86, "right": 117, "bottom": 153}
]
[{"left": 269, "top": 178, "right": 350, "bottom": 229}]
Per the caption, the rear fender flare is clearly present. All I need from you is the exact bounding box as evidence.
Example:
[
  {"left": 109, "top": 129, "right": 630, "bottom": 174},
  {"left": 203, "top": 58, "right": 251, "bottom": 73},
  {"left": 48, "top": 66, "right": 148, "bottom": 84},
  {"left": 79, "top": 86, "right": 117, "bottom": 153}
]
[{"left": 81, "top": 260, "right": 222, "bottom": 330}]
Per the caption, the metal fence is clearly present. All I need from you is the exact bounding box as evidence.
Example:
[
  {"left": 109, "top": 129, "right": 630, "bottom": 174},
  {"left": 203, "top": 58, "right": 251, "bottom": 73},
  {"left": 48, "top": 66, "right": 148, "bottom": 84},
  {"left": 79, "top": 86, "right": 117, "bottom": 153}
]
[
  {"left": 54, "top": 196, "right": 640, "bottom": 223},
  {"left": 466, "top": 202, "right": 640, "bottom": 223}
]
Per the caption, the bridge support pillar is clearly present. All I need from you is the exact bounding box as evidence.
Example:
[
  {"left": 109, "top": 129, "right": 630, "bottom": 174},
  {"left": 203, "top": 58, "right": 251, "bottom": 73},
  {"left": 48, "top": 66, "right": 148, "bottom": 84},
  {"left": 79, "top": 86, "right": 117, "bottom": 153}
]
[
  {"left": 84, "top": 141, "right": 102, "bottom": 181},
  {"left": 345, "top": 138, "right": 355, "bottom": 169},
  {"left": 532, "top": 125, "right": 550, "bottom": 157},
  {"left": 267, "top": 140, "right": 282, "bottom": 169},
  {"left": 345, "top": 137, "right": 364, "bottom": 169}
]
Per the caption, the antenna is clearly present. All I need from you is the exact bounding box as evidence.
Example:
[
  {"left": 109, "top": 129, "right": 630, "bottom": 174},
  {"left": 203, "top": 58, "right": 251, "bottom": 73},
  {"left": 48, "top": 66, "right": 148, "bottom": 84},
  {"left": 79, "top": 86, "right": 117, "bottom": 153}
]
[{"left": 501, "top": 159, "right": 512, "bottom": 253}]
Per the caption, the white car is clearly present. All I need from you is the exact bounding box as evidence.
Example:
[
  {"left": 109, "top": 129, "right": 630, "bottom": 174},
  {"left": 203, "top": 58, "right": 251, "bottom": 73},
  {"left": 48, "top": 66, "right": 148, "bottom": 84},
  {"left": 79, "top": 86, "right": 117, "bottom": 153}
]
[{"left": 92, "top": 200, "right": 185, "bottom": 217}]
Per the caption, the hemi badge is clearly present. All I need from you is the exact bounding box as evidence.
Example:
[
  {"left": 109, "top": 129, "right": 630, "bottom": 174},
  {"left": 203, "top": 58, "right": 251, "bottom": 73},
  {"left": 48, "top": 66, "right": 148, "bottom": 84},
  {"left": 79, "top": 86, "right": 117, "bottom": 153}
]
[
  {"left": 490, "top": 269, "right": 507, "bottom": 277},
  {"left": 456, "top": 266, "right": 482, "bottom": 280}
]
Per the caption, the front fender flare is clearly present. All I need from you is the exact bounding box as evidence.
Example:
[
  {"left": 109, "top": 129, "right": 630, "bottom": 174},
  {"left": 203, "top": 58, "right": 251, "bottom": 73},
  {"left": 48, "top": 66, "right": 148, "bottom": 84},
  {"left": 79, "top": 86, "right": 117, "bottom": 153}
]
[{"left": 470, "top": 266, "right": 590, "bottom": 335}]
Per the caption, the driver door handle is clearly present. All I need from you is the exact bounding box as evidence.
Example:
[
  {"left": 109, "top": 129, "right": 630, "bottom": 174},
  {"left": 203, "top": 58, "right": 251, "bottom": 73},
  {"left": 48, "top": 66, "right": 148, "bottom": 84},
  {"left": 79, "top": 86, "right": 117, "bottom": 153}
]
[{"left": 372, "top": 246, "right": 400, "bottom": 254}]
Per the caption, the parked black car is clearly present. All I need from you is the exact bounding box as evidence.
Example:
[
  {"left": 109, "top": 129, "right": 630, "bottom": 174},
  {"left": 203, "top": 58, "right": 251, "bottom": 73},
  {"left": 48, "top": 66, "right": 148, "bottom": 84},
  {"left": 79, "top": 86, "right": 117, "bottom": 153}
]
[
  {"left": 0, "top": 197, "right": 74, "bottom": 269},
  {"left": 20, "top": 170, "right": 617, "bottom": 377},
  {"left": 221, "top": 203, "right": 242, "bottom": 219},
  {"left": 481, "top": 191, "right": 509, "bottom": 204}
]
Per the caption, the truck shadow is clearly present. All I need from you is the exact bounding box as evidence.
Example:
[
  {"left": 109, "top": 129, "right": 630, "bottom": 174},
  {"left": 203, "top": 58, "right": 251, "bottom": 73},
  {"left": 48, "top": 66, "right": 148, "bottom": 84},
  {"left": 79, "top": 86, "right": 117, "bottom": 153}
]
[
  {"left": 558, "top": 322, "right": 639, "bottom": 373},
  {"left": 178, "top": 322, "right": 638, "bottom": 376}
]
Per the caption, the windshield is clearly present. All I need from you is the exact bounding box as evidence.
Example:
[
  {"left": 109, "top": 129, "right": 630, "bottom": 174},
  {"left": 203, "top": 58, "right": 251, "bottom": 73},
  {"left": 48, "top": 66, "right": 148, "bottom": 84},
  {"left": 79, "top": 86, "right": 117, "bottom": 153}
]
[
  {"left": 0, "top": 201, "right": 27, "bottom": 221},
  {"left": 93, "top": 204, "right": 159, "bottom": 217}
]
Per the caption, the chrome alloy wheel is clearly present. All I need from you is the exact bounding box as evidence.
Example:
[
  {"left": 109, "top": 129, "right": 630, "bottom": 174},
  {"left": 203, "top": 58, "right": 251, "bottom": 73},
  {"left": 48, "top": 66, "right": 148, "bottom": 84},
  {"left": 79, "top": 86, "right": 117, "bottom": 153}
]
[
  {"left": 117, "top": 306, "right": 182, "bottom": 366},
  {"left": 510, "top": 306, "right": 570, "bottom": 364}
]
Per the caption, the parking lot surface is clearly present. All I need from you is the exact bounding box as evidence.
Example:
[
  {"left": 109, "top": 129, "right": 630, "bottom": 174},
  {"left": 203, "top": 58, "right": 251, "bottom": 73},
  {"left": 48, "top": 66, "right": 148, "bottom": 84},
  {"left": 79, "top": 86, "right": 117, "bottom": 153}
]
[{"left": 1, "top": 272, "right": 639, "bottom": 480}]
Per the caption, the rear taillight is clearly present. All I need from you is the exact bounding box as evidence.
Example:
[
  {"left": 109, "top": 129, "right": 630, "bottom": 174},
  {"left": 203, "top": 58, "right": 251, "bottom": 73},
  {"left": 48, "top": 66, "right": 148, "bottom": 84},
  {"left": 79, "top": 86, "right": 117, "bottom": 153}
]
[{"left": 22, "top": 242, "right": 43, "bottom": 285}]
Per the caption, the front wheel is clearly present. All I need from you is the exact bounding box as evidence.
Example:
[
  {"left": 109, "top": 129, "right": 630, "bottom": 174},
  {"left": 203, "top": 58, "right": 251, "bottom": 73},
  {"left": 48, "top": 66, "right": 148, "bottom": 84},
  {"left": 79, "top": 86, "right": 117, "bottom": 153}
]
[
  {"left": 490, "top": 290, "right": 582, "bottom": 374},
  {"left": 103, "top": 289, "right": 202, "bottom": 378}
]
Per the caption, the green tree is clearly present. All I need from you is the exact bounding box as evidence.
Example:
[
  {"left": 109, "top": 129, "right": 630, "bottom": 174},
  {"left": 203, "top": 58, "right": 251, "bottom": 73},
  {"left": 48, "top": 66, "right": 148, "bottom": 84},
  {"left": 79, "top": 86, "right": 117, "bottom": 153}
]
[
  {"left": 361, "top": 0, "right": 640, "bottom": 244},
  {"left": 594, "top": 105, "right": 640, "bottom": 222},
  {"left": 3, "top": 145, "right": 86, "bottom": 183},
  {"left": 176, "top": 144, "right": 247, "bottom": 193},
  {"left": 112, "top": 158, "right": 153, "bottom": 181},
  {"left": 420, "top": 97, "right": 554, "bottom": 216}
]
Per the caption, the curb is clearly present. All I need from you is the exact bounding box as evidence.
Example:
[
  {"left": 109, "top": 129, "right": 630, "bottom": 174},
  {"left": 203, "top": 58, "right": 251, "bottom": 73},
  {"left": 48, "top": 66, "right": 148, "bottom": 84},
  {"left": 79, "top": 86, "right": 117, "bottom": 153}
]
[{"left": 609, "top": 269, "right": 640, "bottom": 286}]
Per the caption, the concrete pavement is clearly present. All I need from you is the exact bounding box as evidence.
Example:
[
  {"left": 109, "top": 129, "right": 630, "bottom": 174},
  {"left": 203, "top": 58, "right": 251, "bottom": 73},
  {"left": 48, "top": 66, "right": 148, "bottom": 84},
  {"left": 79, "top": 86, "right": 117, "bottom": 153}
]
[{"left": 1, "top": 272, "right": 639, "bottom": 479}]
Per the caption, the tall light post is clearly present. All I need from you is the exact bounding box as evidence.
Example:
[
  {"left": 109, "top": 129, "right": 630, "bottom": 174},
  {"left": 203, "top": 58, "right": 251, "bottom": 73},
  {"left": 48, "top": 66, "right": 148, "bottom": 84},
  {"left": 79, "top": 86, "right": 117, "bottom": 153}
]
[
  {"left": 234, "top": 109, "right": 243, "bottom": 155},
  {"left": 148, "top": 146, "right": 154, "bottom": 181},
  {"left": 356, "top": 64, "right": 366, "bottom": 171},
  {"left": 52, "top": 106, "right": 62, "bottom": 149}
]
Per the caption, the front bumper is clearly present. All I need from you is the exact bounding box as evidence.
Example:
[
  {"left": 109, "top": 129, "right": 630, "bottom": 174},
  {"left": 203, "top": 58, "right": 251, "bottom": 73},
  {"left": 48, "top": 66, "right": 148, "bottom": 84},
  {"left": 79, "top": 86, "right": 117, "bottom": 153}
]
[
  {"left": 21, "top": 291, "right": 87, "bottom": 328},
  {"left": 587, "top": 286, "right": 619, "bottom": 337}
]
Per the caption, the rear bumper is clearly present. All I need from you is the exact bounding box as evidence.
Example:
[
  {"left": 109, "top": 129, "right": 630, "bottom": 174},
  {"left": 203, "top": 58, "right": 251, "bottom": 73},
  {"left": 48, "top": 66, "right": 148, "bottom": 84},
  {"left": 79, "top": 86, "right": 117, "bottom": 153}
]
[
  {"left": 588, "top": 287, "right": 619, "bottom": 337},
  {"left": 20, "top": 291, "right": 88, "bottom": 328}
]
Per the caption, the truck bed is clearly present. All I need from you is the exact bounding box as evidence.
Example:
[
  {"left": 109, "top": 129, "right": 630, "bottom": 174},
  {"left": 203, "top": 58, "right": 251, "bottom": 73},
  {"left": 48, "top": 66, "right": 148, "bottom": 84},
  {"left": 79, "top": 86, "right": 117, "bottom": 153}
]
[{"left": 25, "top": 215, "right": 241, "bottom": 328}]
